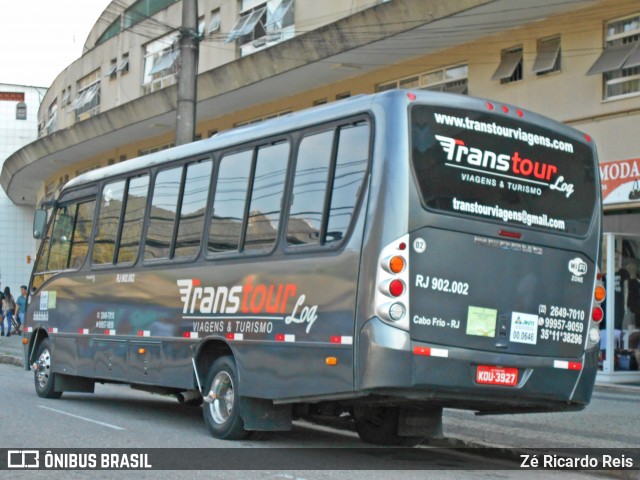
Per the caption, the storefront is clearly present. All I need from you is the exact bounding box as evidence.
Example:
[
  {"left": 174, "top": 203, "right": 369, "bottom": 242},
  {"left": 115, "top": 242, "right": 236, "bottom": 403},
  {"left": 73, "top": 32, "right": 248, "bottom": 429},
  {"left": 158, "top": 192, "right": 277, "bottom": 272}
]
[{"left": 599, "top": 158, "right": 640, "bottom": 383}]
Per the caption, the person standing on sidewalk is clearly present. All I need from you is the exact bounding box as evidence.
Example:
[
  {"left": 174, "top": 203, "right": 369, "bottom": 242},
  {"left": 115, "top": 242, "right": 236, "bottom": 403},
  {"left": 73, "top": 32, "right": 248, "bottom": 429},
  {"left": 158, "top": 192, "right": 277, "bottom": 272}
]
[
  {"left": 15, "top": 285, "right": 27, "bottom": 335},
  {"left": 0, "top": 283, "right": 4, "bottom": 336},
  {"left": 3, "top": 287, "right": 16, "bottom": 337}
]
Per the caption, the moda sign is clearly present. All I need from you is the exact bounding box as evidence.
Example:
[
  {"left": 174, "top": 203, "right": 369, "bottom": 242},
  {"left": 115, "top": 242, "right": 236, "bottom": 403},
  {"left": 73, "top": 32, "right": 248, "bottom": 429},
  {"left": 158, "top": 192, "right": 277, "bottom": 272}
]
[{"left": 600, "top": 158, "right": 640, "bottom": 205}]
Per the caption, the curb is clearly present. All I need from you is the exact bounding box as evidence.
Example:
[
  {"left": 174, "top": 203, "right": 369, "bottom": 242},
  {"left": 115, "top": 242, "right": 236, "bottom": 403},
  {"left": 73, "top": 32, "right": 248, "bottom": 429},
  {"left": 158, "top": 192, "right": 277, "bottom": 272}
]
[{"left": 0, "top": 354, "right": 22, "bottom": 367}]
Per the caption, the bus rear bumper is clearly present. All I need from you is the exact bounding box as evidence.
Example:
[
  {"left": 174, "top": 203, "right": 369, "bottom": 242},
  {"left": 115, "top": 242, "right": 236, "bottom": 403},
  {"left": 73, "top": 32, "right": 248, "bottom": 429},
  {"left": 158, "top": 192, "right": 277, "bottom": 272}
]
[{"left": 358, "top": 317, "right": 598, "bottom": 413}]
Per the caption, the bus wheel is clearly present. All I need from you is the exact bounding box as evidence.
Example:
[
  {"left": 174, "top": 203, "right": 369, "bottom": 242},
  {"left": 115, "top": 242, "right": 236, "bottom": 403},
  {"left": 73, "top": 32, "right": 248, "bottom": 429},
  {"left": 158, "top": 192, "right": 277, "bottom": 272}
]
[
  {"left": 202, "top": 356, "right": 250, "bottom": 440},
  {"left": 33, "top": 339, "right": 62, "bottom": 399},
  {"left": 353, "top": 406, "right": 424, "bottom": 446}
]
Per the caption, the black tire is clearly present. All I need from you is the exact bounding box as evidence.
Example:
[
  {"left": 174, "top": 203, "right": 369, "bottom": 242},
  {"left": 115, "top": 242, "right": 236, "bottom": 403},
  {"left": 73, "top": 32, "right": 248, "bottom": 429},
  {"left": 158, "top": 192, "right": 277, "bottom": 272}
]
[
  {"left": 202, "top": 356, "right": 250, "bottom": 440},
  {"left": 33, "top": 338, "right": 62, "bottom": 399},
  {"left": 353, "top": 406, "right": 425, "bottom": 446}
]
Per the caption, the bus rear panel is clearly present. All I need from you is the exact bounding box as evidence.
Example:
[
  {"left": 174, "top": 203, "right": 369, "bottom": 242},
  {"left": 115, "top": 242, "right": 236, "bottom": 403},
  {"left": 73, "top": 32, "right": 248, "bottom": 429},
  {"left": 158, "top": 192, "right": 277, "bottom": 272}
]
[{"left": 359, "top": 93, "right": 601, "bottom": 414}]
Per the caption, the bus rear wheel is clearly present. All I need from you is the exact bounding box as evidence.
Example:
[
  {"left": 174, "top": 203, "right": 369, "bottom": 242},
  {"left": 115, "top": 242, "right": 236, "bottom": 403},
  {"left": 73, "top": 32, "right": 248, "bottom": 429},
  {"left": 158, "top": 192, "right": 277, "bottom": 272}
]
[
  {"left": 202, "top": 356, "right": 250, "bottom": 440},
  {"left": 34, "top": 338, "right": 62, "bottom": 399},
  {"left": 353, "top": 406, "right": 425, "bottom": 446}
]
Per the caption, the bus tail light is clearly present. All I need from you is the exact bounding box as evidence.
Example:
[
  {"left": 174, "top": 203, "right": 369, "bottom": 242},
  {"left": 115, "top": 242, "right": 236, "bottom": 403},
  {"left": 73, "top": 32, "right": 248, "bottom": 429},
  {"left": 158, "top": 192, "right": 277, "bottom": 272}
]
[
  {"left": 389, "top": 302, "right": 406, "bottom": 321},
  {"left": 594, "top": 285, "right": 606, "bottom": 303},
  {"left": 375, "top": 234, "right": 410, "bottom": 330},
  {"left": 388, "top": 279, "right": 405, "bottom": 297},
  {"left": 389, "top": 255, "right": 405, "bottom": 273},
  {"left": 592, "top": 306, "right": 604, "bottom": 323}
]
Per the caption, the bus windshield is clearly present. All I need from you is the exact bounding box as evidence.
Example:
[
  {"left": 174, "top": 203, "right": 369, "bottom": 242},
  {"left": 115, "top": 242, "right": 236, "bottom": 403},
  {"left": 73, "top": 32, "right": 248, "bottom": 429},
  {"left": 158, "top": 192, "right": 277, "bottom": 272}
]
[{"left": 410, "top": 105, "right": 597, "bottom": 236}]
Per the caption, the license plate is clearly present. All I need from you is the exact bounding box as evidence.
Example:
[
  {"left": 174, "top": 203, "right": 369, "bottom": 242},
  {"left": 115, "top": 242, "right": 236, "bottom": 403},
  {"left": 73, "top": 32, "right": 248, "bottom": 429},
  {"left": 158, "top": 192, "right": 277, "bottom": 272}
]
[{"left": 476, "top": 365, "right": 518, "bottom": 386}]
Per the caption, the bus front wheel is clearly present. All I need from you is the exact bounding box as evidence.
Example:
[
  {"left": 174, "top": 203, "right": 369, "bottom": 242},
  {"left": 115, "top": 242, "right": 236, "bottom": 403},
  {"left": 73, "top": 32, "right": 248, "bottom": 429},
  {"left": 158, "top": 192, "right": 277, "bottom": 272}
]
[
  {"left": 353, "top": 406, "right": 425, "bottom": 446},
  {"left": 202, "top": 356, "right": 250, "bottom": 440},
  {"left": 33, "top": 338, "right": 62, "bottom": 399}
]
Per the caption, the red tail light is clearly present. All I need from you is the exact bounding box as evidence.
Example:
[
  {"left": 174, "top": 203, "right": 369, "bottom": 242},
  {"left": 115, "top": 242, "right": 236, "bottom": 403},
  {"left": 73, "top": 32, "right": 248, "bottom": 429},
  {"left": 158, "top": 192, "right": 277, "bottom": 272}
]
[
  {"left": 592, "top": 306, "right": 604, "bottom": 323},
  {"left": 389, "top": 280, "right": 405, "bottom": 297}
]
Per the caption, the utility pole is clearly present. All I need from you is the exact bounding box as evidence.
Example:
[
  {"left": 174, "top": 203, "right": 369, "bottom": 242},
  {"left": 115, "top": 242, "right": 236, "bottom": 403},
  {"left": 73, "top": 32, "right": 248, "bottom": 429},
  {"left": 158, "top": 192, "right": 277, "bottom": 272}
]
[{"left": 175, "top": 0, "right": 199, "bottom": 146}]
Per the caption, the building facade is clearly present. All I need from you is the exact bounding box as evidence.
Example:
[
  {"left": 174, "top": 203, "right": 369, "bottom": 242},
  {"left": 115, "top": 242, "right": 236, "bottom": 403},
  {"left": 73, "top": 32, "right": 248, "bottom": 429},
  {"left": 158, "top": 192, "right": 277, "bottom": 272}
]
[
  {"left": 2, "top": 0, "right": 640, "bottom": 235},
  {"left": 0, "top": 84, "right": 46, "bottom": 291}
]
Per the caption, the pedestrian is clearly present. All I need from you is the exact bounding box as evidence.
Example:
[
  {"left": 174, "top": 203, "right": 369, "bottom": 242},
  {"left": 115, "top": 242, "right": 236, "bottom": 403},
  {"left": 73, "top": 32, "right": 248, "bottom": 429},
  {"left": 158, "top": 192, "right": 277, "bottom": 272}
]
[
  {"left": 15, "top": 285, "right": 27, "bottom": 335},
  {"left": 0, "top": 283, "right": 4, "bottom": 336},
  {"left": 3, "top": 287, "right": 16, "bottom": 337}
]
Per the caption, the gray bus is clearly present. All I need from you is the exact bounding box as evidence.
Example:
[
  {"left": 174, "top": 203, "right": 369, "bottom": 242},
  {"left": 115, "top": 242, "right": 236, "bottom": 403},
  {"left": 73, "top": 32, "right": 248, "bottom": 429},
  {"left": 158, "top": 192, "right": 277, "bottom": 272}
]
[{"left": 24, "top": 90, "right": 604, "bottom": 445}]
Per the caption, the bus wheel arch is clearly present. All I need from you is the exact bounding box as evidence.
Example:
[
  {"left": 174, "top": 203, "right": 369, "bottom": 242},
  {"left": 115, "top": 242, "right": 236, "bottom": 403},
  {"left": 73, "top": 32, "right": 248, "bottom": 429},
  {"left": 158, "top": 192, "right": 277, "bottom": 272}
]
[
  {"left": 33, "top": 336, "right": 62, "bottom": 399},
  {"left": 194, "top": 338, "right": 235, "bottom": 388}
]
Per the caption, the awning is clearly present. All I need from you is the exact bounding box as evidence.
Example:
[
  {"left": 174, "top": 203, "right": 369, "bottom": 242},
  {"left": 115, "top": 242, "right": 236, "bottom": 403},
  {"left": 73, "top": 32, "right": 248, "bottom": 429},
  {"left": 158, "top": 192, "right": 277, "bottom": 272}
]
[
  {"left": 73, "top": 84, "right": 99, "bottom": 111},
  {"left": 266, "top": 0, "right": 293, "bottom": 29},
  {"left": 623, "top": 43, "right": 640, "bottom": 69},
  {"left": 104, "top": 62, "right": 118, "bottom": 78},
  {"left": 117, "top": 56, "right": 130, "bottom": 72},
  {"left": 587, "top": 42, "right": 637, "bottom": 75},
  {"left": 225, "top": 6, "right": 266, "bottom": 44},
  {"left": 149, "top": 50, "right": 178, "bottom": 75},
  {"left": 207, "top": 12, "right": 220, "bottom": 33},
  {"left": 532, "top": 37, "right": 561, "bottom": 73},
  {"left": 491, "top": 49, "right": 523, "bottom": 80}
]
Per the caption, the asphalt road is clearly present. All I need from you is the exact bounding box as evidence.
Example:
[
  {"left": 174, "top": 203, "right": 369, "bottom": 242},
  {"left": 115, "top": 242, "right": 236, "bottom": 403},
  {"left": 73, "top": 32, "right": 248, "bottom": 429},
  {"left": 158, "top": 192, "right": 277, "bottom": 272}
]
[{"left": 0, "top": 364, "right": 626, "bottom": 479}]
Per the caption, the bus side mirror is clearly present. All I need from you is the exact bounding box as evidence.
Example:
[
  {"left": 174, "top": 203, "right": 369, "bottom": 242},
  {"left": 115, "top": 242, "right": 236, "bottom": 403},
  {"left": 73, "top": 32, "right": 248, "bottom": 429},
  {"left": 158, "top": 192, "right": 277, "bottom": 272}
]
[{"left": 33, "top": 209, "right": 47, "bottom": 239}]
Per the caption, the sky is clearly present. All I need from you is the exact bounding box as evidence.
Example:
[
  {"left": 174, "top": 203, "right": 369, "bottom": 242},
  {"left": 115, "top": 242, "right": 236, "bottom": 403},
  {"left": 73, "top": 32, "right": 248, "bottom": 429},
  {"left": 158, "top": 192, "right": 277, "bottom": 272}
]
[{"left": 0, "top": 0, "right": 113, "bottom": 87}]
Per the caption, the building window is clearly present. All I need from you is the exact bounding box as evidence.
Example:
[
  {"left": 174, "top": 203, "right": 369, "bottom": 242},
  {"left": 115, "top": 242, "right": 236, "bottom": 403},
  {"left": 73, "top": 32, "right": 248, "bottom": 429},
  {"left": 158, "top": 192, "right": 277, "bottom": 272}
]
[
  {"left": 208, "top": 9, "right": 221, "bottom": 34},
  {"left": 587, "top": 14, "right": 640, "bottom": 100},
  {"left": 61, "top": 88, "right": 70, "bottom": 106},
  {"left": 226, "top": 0, "right": 294, "bottom": 50},
  {"left": 533, "top": 36, "right": 561, "bottom": 76},
  {"left": 143, "top": 31, "right": 180, "bottom": 94},
  {"left": 124, "top": 0, "right": 178, "bottom": 29},
  {"left": 376, "top": 64, "right": 468, "bottom": 94},
  {"left": 73, "top": 69, "right": 100, "bottom": 121},
  {"left": 106, "top": 58, "right": 118, "bottom": 80},
  {"left": 492, "top": 46, "right": 523, "bottom": 84},
  {"left": 97, "top": 17, "right": 122, "bottom": 45},
  {"left": 138, "top": 142, "right": 174, "bottom": 156},
  {"left": 45, "top": 100, "right": 57, "bottom": 134},
  {"left": 335, "top": 92, "right": 351, "bottom": 100},
  {"left": 118, "top": 53, "right": 130, "bottom": 75},
  {"left": 234, "top": 109, "right": 291, "bottom": 127},
  {"left": 16, "top": 102, "right": 27, "bottom": 120}
]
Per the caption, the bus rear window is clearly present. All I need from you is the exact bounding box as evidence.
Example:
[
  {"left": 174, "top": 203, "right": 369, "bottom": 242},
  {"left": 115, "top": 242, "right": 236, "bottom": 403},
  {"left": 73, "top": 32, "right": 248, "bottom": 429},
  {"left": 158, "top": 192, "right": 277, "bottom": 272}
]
[{"left": 410, "top": 105, "right": 597, "bottom": 236}]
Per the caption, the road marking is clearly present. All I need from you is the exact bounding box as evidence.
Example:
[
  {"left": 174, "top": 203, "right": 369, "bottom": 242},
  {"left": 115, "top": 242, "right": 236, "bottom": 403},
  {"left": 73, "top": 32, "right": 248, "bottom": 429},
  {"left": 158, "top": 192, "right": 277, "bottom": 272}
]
[{"left": 38, "top": 405, "right": 125, "bottom": 430}]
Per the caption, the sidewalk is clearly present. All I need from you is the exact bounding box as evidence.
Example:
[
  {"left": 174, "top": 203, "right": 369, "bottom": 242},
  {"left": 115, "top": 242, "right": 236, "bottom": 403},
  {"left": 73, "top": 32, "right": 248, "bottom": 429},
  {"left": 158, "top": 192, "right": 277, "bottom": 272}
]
[{"left": 0, "top": 334, "right": 23, "bottom": 367}]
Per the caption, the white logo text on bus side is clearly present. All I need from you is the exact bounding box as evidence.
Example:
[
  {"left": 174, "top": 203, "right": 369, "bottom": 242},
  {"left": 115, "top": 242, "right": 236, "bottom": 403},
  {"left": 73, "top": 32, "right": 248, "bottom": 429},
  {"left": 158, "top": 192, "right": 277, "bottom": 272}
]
[
  {"left": 177, "top": 277, "right": 318, "bottom": 333},
  {"left": 435, "top": 135, "right": 575, "bottom": 197}
]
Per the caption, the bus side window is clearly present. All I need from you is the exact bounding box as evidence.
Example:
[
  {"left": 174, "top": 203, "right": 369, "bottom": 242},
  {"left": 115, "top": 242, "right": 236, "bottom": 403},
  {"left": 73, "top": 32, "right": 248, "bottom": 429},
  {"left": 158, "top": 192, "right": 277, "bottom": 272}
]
[
  {"left": 175, "top": 160, "right": 212, "bottom": 259},
  {"left": 92, "top": 180, "right": 126, "bottom": 265},
  {"left": 325, "top": 122, "right": 370, "bottom": 245},
  {"left": 208, "top": 150, "right": 252, "bottom": 254},
  {"left": 286, "top": 130, "right": 334, "bottom": 246},
  {"left": 244, "top": 141, "right": 290, "bottom": 251},
  {"left": 47, "top": 205, "right": 78, "bottom": 271},
  {"left": 32, "top": 199, "right": 96, "bottom": 290},
  {"left": 69, "top": 199, "right": 97, "bottom": 269},
  {"left": 117, "top": 175, "right": 149, "bottom": 264},
  {"left": 145, "top": 167, "right": 181, "bottom": 261}
]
